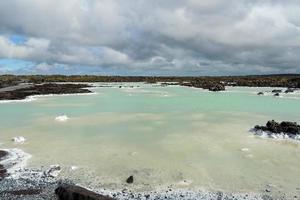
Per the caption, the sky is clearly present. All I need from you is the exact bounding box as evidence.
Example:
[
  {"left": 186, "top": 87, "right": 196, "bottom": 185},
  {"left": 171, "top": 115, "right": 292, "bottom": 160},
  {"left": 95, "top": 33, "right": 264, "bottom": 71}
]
[{"left": 0, "top": 0, "right": 300, "bottom": 76}]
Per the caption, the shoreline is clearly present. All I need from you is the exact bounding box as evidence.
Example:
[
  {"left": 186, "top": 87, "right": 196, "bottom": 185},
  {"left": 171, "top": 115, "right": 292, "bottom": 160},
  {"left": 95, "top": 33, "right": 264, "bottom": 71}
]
[
  {"left": 1, "top": 74, "right": 300, "bottom": 101},
  {"left": 0, "top": 90, "right": 97, "bottom": 104},
  {"left": 0, "top": 82, "right": 298, "bottom": 103},
  {"left": 0, "top": 149, "right": 295, "bottom": 200},
  {"left": 0, "top": 83, "right": 93, "bottom": 101}
]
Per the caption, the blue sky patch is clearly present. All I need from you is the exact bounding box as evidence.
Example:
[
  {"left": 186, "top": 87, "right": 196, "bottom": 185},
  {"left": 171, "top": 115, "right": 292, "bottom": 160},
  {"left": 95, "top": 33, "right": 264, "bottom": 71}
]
[
  {"left": 0, "top": 59, "right": 33, "bottom": 71},
  {"left": 9, "top": 34, "right": 27, "bottom": 45}
]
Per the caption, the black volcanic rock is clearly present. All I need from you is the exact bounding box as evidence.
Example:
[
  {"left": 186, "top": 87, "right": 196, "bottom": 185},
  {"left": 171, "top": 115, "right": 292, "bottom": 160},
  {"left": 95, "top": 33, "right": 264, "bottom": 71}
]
[
  {"left": 285, "top": 88, "right": 294, "bottom": 93},
  {"left": 181, "top": 80, "right": 226, "bottom": 91},
  {"left": 55, "top": 184, "right": 115, "bottom": 200},
  {"left": 0, "top": 83, "right": 92, "bottom": 100},
  {"left": 257, "top": 92, "right": 264, "bottom": 95},
  {"left": 274, "top": 93, "right": 280, "bottom": 96},
  {"left": 254, "top": 120, "right": 300, "bottom": 136},
  {"left": 126, "top": 175, "right": 134, "bottom": 184},
  {"left": 272, "top": 89, "right": 282, "bottom": 93},
  {"left": 208, "top": 84, "right": 225, "bottom": 92}
]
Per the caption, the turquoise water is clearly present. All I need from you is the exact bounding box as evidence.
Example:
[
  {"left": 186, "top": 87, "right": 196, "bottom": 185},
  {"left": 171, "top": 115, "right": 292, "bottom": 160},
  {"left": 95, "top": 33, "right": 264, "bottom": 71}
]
[{"left": 0, "top": 83, "right": 300, "bottom": 195}]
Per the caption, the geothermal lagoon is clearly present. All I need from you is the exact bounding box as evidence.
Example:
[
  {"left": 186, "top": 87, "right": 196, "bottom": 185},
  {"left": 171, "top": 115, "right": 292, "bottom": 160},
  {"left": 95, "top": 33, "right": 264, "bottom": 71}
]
[{"left": 1, "top": 83, "right": 300, "bottom": 198}]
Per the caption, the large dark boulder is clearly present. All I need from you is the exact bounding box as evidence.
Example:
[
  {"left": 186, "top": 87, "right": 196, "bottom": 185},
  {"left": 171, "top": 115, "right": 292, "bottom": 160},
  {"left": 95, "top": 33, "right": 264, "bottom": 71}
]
[{"left": 55, "top": 184, "right": 115, "bottom": 200}]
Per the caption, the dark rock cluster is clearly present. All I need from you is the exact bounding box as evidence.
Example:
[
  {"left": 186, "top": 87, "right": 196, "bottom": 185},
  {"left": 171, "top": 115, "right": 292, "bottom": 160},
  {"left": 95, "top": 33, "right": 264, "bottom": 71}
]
[
  {"left": 0, "top": 83, "right": 92, "bottom": 100},
  {"left": 254, "top": 120, "right": 300, "bottom": 136},
  {"left": 1, "top": 75, "right": 300, "bottom": 98},
  {"left": 285, "top": 88, "right": 294, "bottom": 93},
  {"left": 208, "top": 84, "right": 225, "bottom": 92},
  {"left": 180, "top": 81, "right": 226, "bottom": 91}
]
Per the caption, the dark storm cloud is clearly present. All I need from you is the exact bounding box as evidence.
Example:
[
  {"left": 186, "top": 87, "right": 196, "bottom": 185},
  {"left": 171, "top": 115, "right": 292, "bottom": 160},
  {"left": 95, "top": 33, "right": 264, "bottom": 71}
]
[{"left": 0, "top": 0, "right": 300, "bottom": 75}]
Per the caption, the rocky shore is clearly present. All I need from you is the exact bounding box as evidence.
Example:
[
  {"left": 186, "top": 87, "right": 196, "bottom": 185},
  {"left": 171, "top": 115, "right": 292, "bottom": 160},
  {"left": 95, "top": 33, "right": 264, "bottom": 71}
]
[
  {"left": 180, "top": 81, "right": 226, "bottom": 91},
  {"left": 0, "top": 83, "right": 92, "bottom": 100},
  {"left": 0, "top": 148, "right": 297, "bottom": 200},
  {"left": 0, "top": 150, "right": 298, "bottom": 200},
  {"left": 0, "top": 148, "right": 295, "bottom": 200},
  {"left": 1, "top": 74, "right": 300, "bottom": 92},
  {"left": 0, "top": 148, "right": 60, "bottom": 199}
]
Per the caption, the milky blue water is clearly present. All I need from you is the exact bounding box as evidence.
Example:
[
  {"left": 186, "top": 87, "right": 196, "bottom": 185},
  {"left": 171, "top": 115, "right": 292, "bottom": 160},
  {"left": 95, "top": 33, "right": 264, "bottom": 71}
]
[{"left": 0, "top": 83, "right": 300, "bottom": 195}]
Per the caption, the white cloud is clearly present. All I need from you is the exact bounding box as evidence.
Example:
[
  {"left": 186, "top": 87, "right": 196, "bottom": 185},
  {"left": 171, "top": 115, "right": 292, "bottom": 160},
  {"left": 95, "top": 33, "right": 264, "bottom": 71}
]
[
  {"left": 0, "top": 36, "right": 50, "bottom": 59},
  {"left": 0, "top": 0, "right": 300, "bottom": 75}
]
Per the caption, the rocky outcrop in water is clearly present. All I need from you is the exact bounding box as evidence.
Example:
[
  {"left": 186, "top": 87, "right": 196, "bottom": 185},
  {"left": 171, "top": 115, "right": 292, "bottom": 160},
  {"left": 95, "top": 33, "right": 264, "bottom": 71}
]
[
  {"left": 55, "top": 184, "right": 115, "bottom": 200},
  {"left": 0, "top": 83, "right": 92, "bottom": 100},
  {"left": 254, "top": 120, "right": 300, "bottom": 136}
]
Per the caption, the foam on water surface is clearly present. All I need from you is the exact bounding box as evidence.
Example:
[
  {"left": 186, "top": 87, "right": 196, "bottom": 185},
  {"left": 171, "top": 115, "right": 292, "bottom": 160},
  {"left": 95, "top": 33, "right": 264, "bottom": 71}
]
[
  {"left": 0, "top": 148, "right": 32, "bottom": 177},
  {"left": 12, "top": 136, "right": 26, "bottom": 144},
  {"left": 55, "top": 115, "right": 70, "bottom": 122}
]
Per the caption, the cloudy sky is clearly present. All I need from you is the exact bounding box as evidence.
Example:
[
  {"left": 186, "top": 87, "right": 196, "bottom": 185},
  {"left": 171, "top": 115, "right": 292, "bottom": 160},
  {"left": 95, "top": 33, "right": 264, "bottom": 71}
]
[{"left": 0, "top": 0, "right": 300, "bottom": 75}]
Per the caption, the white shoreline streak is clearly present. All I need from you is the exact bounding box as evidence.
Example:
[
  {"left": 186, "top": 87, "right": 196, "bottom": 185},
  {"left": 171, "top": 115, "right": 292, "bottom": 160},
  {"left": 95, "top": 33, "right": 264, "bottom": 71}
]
[
  {"left": 0, "top": 148, "right": 32, "bottom": 178},
  {"left": 0, "top": 91, "right": 97, "bottom": 104},
  {"left": 250, "top": 129, "right": 300, "bottom": 142}
]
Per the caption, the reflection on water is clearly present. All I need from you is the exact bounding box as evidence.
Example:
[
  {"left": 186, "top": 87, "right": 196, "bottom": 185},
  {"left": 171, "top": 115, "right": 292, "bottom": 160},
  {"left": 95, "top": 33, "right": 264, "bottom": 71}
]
[{"left": 0, "top": 84, "right": 300, "bottom": 195}]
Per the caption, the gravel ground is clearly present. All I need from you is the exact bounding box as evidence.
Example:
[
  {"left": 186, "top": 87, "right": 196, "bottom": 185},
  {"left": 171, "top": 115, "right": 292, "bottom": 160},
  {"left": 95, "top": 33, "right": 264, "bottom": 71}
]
[
  {"left": 0, "top": 149, "right": 297, "bottom": 200},
  {"left": 0, "top": 171, "right": 296, "bottom": 200}
]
